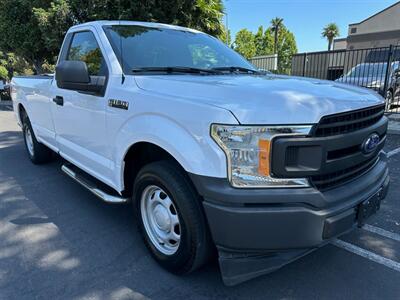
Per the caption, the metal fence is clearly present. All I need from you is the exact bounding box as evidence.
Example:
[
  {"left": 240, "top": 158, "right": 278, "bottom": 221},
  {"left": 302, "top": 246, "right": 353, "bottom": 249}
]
[
  {"left": 291, "top": 45, "right": 400, "bottom": 113},
  {"left": 249, "top": 54, "right": 278, "bottom": 71}
]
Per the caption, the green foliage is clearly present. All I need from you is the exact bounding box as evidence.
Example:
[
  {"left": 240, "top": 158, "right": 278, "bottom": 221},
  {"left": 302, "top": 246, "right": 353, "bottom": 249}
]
[
  {"left": 219, "top": 26, "right": 232, "bottom": 47},
  {"left": 67, "top": 0, "right": 224, "bottom": 36},
  {"left": 271, "top": 17, "right": 284, "bottom": 54},
  {"left": 0, "top": 0, "right": 65, "bottom": 73},
  {"left": 233, "top": 19, "right": 297, "bottom": 74},
  {"left": 0, "top": 51, "right": 33, "bottom": 80},
  {"left": 33, "top": 0, "right": 73, "bottom": 58},
  {"left": 0, "top": 0, "right": 225, "bottom": 74},
  {"left": 322, "top": 23, "right": 340, "bottom": 51},
  {"left": 254, "top": 26, "right": 273, "bottom": 56},
  {"left": 234, "top": 29, "right": 256, "bottom": 59},
  {"left": 0, "top": 66, "right": 8, "bottom": 80},
  {"left": 273, "top": 26, "right": 297, "bottom": 74}
]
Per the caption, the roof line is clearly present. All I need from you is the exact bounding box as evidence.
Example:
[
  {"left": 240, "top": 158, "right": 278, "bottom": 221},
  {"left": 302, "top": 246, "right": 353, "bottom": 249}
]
[{"left": 349, "top": 1, "right": 400, "bottom": 25}]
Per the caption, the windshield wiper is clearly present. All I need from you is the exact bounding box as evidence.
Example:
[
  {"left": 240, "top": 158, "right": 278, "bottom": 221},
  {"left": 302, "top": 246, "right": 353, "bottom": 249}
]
[
  {"left": 132, "top": 66, "right": 222, "bottom": 75},
  {"left": 211, "top": 66, "right": 261, "bottom": 74}
]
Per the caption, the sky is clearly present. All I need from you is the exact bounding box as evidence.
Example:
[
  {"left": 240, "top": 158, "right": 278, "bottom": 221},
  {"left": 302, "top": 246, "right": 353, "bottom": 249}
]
[{"left": 224, "top": 0, "right": 399, "bottom": 53}]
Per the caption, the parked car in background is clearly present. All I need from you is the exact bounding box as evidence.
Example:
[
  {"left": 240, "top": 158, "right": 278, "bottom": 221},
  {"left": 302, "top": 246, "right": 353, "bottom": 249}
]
[
  {"left": 336, "top": 61, "right": 399, "bottom": 95},
  {"left": 386, "top": 67, "right": 400, "bottom": 108},
  {"left": 0, "top": 80, "right": 11, "bottom": 100}
]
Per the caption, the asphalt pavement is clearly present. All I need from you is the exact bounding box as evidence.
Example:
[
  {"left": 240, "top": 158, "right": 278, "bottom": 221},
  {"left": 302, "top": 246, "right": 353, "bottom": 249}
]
[{"left": 1, "top": 103, "right": 400, "bottom": 300}]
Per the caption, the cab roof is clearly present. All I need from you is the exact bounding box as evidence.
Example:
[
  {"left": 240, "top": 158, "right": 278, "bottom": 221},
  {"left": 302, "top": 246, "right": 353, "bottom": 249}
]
[{"left": 69, "top": 20, "right": 202, "bottom": 34}]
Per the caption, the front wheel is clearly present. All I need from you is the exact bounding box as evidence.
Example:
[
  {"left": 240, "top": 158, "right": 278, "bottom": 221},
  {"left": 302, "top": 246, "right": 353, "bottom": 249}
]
[{"left": 133, "top": 161, "right": 212, "bottom": 274}]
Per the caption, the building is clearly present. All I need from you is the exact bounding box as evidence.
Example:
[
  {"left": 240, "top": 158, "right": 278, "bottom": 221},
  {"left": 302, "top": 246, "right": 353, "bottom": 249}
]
[
  {"left": 333, "top": 1, "right": 400, "bottom": 50},
  {"left": 332, "top": 38, "right": 347, "bottom": 50}
]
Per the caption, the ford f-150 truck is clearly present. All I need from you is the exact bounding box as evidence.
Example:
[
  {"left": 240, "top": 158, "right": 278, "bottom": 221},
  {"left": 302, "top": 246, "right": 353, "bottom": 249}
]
[{"left": 11, "top": 21, "right": 389, "bottom": 286}]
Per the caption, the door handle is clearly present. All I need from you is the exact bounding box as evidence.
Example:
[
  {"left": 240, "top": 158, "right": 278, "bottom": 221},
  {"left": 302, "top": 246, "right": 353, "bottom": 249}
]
[{"left": 53, "top": 96, "right": 64, "bottom": 106}]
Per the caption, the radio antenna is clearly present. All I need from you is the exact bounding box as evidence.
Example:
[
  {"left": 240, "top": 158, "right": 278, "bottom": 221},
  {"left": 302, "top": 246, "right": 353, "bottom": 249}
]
[{"left": 119, "top": 0, "right": 125, "bottom": 84}]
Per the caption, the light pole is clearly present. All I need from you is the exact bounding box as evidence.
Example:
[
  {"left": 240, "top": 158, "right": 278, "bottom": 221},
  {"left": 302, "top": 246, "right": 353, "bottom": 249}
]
[{"left": 224, "top": 0, "right": 229, "bottom": 46}]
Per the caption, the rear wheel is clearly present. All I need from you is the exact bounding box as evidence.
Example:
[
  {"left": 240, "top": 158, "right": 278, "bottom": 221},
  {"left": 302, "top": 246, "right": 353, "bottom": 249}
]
[
  {"left": 22, "top": 114, "right": 53, "bottom": 164},
  {"left": 133, "top": 161, "right": 212, "bottom": 274}
]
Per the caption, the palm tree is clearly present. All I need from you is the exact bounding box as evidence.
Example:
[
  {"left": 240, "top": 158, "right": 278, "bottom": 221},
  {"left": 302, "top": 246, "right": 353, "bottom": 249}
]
[
  {"left": 271, "top": 17, "right": 284, "bottom": 54},
  {"left": 322, "top": 23, "right": 340, "bottom": 51}
]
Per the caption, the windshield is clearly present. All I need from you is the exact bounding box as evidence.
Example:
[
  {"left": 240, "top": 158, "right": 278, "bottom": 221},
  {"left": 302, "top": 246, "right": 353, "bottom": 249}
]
[
  {"left": 346, "top": 63, "right": 387, "bottom": 78},
  {"left": 103, "top": 25, "right": 256, "bottom": 74}
]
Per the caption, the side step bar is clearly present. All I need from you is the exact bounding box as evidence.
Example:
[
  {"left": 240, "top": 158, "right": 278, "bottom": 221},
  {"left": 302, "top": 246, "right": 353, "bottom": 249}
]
[{"left": 61, "top": 164, "right": 128, "bottom": 204}]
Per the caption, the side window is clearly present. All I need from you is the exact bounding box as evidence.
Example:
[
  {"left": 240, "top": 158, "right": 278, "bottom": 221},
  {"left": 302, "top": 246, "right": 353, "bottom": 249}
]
[{"left": 67, "top": 31, "right": 106, "bottom": 76}]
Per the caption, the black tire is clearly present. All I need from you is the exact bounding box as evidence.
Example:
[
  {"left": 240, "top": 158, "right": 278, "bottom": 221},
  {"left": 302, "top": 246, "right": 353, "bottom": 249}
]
[
  {"left": 133, "top": 160, "right": 213, "bottom": 274},
  {"left": 22, "top": 113, "right": 53, "bottom": 164}
]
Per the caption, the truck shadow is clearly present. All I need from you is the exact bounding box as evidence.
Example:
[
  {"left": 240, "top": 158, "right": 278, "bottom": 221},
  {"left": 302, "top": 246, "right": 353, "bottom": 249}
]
[{"left": 1, "top": 129, "right": 399, "bottom": 299}]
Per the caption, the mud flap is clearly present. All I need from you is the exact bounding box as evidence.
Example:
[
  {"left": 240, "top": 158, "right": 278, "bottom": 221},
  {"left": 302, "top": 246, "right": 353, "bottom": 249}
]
[{"left": 218, "top": 247, "right": 317, "bottom": 286}]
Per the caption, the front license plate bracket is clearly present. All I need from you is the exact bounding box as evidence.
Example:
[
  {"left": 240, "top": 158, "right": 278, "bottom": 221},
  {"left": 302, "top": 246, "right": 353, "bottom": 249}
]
[{"left": 357, "top": 188, "right": 383, "bottom": 227}]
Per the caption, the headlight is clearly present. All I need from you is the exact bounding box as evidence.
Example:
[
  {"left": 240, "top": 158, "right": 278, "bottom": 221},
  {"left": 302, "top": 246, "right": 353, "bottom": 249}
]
[{"left": 211, "top": 125, "right": 313, "bottom": 188}]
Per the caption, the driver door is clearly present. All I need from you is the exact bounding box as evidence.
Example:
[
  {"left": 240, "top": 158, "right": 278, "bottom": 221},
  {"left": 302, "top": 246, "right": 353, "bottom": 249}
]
[{"left": 51, "top": 29, "right": 112, "bottom": 180}]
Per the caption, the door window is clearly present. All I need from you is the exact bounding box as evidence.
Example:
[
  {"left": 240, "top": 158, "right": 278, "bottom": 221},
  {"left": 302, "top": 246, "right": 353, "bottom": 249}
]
[{"left": 67, "top": 31, "right": 107, "bottom": 76}]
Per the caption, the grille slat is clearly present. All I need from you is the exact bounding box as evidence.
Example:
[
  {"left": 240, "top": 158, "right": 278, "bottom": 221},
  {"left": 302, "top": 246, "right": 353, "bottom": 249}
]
[
  {"left": 311, "top": 157, "right": 379, "bottom": 190},
  {"left": 314, "top": 105, "right": 385, "bottom": 137}
]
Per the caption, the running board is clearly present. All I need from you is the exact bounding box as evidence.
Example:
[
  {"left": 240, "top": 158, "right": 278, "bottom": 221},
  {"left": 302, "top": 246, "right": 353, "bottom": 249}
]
[{"left": 61, "top": 164, "right": 128, "bottom": 204}]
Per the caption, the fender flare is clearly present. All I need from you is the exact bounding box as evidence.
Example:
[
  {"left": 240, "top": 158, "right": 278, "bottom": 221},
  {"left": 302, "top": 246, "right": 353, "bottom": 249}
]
[{"left": 113, "top": 113, "right": 227, "bottom": 191}]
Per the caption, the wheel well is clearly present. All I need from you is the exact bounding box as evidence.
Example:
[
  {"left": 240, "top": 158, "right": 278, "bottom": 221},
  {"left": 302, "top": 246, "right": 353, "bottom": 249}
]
[
  {"left": 123, "top": 142, "right": 187, "bottom": 196},
  {"left": 18, "top": 104, "right": 27, "bottom": 123}
]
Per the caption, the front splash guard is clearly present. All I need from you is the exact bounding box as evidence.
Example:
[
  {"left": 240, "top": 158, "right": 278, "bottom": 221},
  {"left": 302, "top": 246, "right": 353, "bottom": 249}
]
[{"left": 218, "top": 247, "right": 318, "bottom": 286}]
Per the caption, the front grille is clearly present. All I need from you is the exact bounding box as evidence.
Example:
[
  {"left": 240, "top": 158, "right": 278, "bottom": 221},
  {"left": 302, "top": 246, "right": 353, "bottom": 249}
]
[
  {"left": 310, "top": 156, "right": 379, "bottom": 190},
  {"left": 313, "top": 104, "right": 385, "bottom": 137},
  {"left": 309, "top": 104, "right": 386, "bottom": 190}
]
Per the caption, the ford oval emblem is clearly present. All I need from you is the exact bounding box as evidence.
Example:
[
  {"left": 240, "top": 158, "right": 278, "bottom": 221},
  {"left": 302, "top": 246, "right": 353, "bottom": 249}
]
[{"left": 362, "top": 133, "right": 380, "bottom": 154}]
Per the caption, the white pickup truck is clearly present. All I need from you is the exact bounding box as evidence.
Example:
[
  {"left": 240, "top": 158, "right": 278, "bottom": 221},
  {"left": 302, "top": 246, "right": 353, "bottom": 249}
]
[{"left": 11, "top": 21, "right": 389, "bottom": 285}]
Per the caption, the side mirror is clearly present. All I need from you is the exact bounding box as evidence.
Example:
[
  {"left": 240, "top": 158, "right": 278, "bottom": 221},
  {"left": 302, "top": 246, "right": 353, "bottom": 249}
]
[{"left": 55, "top": 61, "right": 104, "bottom": 94}]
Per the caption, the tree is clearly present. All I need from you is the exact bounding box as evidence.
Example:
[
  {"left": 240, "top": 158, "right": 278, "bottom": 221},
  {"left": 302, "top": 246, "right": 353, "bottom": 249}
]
[
  {"left": 254, "top": 26, "right": 274, "bottom": 56},
  {"left": 271, "top": 17, "right": 284, "bottom": 54},
  {"left": 251, "top": 21, "right": 297, "bottom": 74},
  {"left": 220, "top": 26, "right": 232, "bottom": 47},
  {"left": 322, "top": 23, "right": 340, "bottom": 51},
  {"left": 272, "top": 26, "right": 297, "bottom": 73},
  {"left": 0, "top": 52, "right": 33, "bottom": 80},
  {"left": 0, "top": 66, "right": 8, "bottom": 81},
  {"left": 0, "top": 0, "right": 225, "bottom": 74},
  {"left": 0, "top": 0, "right": 72, "bottom": 74},
  {"left": 68, "top": 0, "right": 224, "bottom": 36},
  {"left": 234, "top": 29, "right": 256, "bottom": 59}
]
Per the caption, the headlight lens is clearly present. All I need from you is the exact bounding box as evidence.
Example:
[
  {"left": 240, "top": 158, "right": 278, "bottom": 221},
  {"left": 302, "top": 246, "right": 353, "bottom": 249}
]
[{"left": 211, "top": 125, "right": 313, "bottom": 188}]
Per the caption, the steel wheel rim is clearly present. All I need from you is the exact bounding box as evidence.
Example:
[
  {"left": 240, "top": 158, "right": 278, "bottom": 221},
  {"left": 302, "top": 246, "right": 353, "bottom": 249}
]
[
  {"left": 25, "top": 126, "right": 34, "bottom": 157},
  {"left": 140, "top": 185, "right": 181, "bottom": 255}
]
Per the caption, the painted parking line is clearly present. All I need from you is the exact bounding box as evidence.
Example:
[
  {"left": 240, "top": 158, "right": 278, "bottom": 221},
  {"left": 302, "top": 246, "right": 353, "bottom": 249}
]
[
  {"left": 363, "top": 224, "right": 400, "bottom": 242},
  {"left": 387, "top": 147, "right": 400, "bottom": 158},
  {"left": 332, "top": 239, "right": 400, "bottom": 272}
]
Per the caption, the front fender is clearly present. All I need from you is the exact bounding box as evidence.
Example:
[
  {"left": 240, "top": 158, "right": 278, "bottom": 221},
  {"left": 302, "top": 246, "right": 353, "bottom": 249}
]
[{"left": 113, "top": 112, "right": 235, "bottom": 191}]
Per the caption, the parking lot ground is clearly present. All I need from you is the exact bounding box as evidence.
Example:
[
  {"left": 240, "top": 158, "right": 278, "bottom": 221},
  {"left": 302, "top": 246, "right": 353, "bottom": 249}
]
[{"left": 1, "top": 106, "right": 400, "bottom": 300}]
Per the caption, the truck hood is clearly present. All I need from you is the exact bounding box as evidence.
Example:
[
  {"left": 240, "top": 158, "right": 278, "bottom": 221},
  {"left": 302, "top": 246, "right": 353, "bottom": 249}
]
[{"left": 135, "top": 74, "right": 384, "bottom": 124}]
